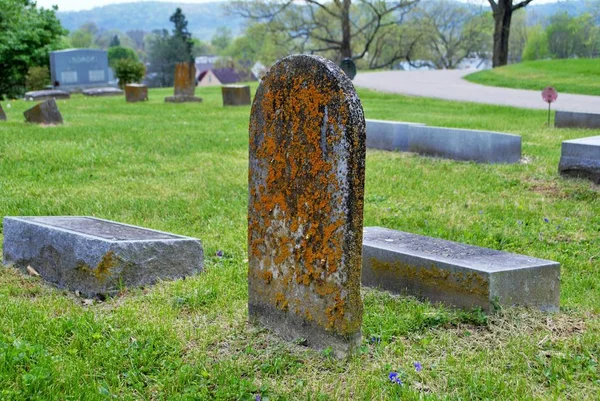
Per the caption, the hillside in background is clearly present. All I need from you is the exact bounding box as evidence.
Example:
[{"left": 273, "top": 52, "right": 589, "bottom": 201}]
[{"left": 57, "top": 1, "right": 245, "bottom": 40}]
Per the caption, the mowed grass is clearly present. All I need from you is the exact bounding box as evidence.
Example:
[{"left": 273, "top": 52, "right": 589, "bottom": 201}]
[
  {"left": 0, "top": 86, "right": 599, "bottom": 400},
  {"left": 464, "top": 59, "right": 600, "bottom": 96}
]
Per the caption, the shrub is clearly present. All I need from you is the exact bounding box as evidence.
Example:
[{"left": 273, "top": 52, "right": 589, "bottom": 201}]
[
  {"left": 107, "top": 46, "right": 138, "bottom": 68},
  {"left": 25, "top": 66, "right": 50, "bottom": 91},
  {"left": 114, "top": 59, "right": 145, "bottom": 88}
]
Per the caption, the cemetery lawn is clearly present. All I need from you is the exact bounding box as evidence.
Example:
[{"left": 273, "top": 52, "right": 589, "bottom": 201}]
[
  {"left": 1, "top": 87, "right": 600, "bottom": 400},
  {"left": 465, "top": 59, "right": 600, "bottom": 96}
]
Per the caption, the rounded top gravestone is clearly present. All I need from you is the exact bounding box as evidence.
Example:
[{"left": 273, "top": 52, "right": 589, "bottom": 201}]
[
  {"left": 340, "top": 58, "right": 357, "bottom": 80},
  {"left": 248, "top": 54, "right": 366, "bottom": 358}
]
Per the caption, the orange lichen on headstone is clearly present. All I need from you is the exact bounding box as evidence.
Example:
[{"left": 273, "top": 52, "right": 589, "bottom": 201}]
[
  {"left": 165, "top": 62, "right": 202, "bottom": 103},
  {"left": 248, "top": 55, "right": 366, "bottom": 358}
]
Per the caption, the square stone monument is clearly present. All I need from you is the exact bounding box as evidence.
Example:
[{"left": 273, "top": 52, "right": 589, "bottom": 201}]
[
  {"left": 165, "top": 62, "right": 203, "bottom": 103},
  {"left": 248, "top": 55, "right": 366, "bottom": 358},
  {"left": 50, "top": 49, "right": 111, "bottom": 91},
  {"left": 559, "top": 135, "right": 600, "bottom": 184}
]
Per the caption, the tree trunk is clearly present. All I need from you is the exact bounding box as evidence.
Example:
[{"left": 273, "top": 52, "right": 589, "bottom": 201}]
[
  {"left": 492, "top": 4, "right": 512, "bottom": 67},
  {"left": 340, "top": 0, "right": 352, "bottom": 59}
]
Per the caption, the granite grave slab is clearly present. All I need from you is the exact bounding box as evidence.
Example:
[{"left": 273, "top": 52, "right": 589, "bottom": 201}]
[
  {"left": 24, "top": 89, "right": 70, "bottom": 101},
  {"left": 559, "top": 135, "right": 600, "bottom": 184},
  {"left": 362, "top": 227, "right": 560, "bottom": 312},
  {"left": 24, "top": 99, "right": 63, "bottom": 125},
  {"left": 366, "top": 119, "right": 425, "bottom": 151},
  {"left": 248, "top": 55, "right": 366, "bottom": 358},
  {"left": 82, "top": 87, "right": 123, "bottom": 97},
  {"left": 555, "top": 111, "right": 600, "bottom": 129},
  {"left": 222, "top": 85, "right": 251, "bottom": 106},
  {"left": 3, "top": 216, "right": 204, "bottom": 297}
]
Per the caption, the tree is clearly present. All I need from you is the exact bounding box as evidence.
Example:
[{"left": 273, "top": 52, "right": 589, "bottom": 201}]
[
  {"left": 211, "top": 27, "right": 233, "bottom": 54},
  {"left": 521, "top": 25, "right": 549, "bottom": 61},
  {"left": 113, "top": 59, "right": 145, "bottom": 88},
  {"left": 229, "top": 0, "right": 418, "bottom": 66},
  {"left": 107, "top": 46, "right": 138, "bottom": 68},
  {"left": 109, "top": 35, "right": 121, "bottom": 47},
  {"left": 0, "top": 0, "right": 67, "bottom": 98},
  {"left": 508, "top": 9, "right": 527, "bottom": 63},
  {"left": 169, "top": 7, "right": 194, "bottom": 62},
  {"left": 487, "top": 0, "right": 534, "bottom": 67}
]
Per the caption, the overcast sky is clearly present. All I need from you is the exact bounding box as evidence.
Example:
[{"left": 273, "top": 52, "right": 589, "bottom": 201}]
[
  {"left": 38, "top": 0, "right": 561, "bottom": 12},
  {"left": 37, "top": 0, "right": 224, "bottom": 12}
]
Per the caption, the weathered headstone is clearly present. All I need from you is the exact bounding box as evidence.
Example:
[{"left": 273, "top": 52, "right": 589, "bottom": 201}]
[
  {"left": 248, "top": 55, "right": 366, "bottom": 358},
  {"left": 222, "top": 85, "right": 251, "bottom": 106},
  {"left": 559, "top": 135, "right": 600, "bottom": 184},
  {"left": 82, "top": 87, "right": 124, "bottom": 97},
  {"left": 24, "top": 89, "right": 70, "bottom": 102},
  {"left": 125, "top": 84, "right": 148, "bottom": 103},
  {"left": 50, "top": 49, "right": 111, "bottom": 91},
  {"left": 165, "top": 62, "right": 203, "bottom": 103},
  {"left": 23, "top": 99, "right": 63, "bottom": 125},
  {"left": 555, "top": 111, "right": 600, "bottom": 129},
  {"left": 362, "top": 227, "right": 561, "bottom": 312},
  {"left": 3, "top": 216, "right": 204, "bottom": 298},
  {"left": 0, "top": 103, "right": 6, "bottom": 121},
  {"left": 340, "top": 58, "right": 357, "bottom": 80}
]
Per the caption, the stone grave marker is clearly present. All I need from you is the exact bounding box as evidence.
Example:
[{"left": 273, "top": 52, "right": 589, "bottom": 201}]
[
  {"left": 555, "top": 111, "right": 600, "bottom": 130},
  {"left": 248, "top": 54, "right": 366, "bottom": 358},
  {"left": 82, "top": 87, "right": 124, "bottom": 97},
  {"left": 559, "top": 135, "right": 600, "bottom": 183},
  {"left": 125, "top": 84, "right": 148, "bottom": 102},
  {"left": 165, "top": 62, "right": 203, "bottom": 103},
  {"left": 0, "top": 103, "right": 6, "bottom": 121},
  {"left": 222, "top": 85, "right": 251, "bottom": 106},
  {"left": 50, "top": 49, "right": 110, "bottom": 91},
  {"left": 340, "top": 58, "right": 357, "bottom": 80},
  {"left": 3, "top": 216, "right": 204, "bottom": 298},
  {"left": 24, "top": 89, "right": 70, "bottom": 102},
  {"left": 24, "top": 99, "right": 63, "bottom": 125}
]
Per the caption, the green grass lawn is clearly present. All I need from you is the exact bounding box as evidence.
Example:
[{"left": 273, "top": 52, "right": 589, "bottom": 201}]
[
  {"left": 464, "top": 59, "right": 600, "bottom": 96},
  {"left": 0, "top": 86, "right": 599, "bottom": 400}
]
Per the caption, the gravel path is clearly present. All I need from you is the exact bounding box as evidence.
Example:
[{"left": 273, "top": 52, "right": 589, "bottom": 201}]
[{"left": 353, "top": 69, "right": 600, "bottom": 113}]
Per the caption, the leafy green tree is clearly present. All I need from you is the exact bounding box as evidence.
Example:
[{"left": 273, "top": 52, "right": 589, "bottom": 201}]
[
  {"left": 211, "top": 27, "right": 233, "bottom": 54},
  {"left": 113, "top": 59, "right": 145, "bottom": 88},
  {"left": 169, "top": 7, "right": 194, "bottom": 61},
  {"left": 107, "top": 46, "right": 138, "bottom": 68},
  {"left": 521, "top": 25, "right": 549, "bottom": 61},
  {"left": 0, "top": 0, "right": 67, "bottom": 98},
  {"left": 25, "top": 66, "right": 50, "bottom": 91},
  {"left": 109, "top": 35, "right": 121, "bottom": 47},
  {"left": 69, "top": 29, "right": 95, "bottom": 48}
]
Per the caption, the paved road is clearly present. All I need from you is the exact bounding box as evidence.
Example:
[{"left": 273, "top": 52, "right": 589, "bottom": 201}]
[{"left": 353, "top": 69, "right": 600, "bottom": 113}]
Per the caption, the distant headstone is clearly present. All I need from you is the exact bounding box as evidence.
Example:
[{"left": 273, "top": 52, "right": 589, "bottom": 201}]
[
  {"left": 0, "top": 103, "right": 6, "bottom": 121},
  {"left": 248, "top": 55, "right": 366, "bottom": 358},
  {"left": 23, "top": 99, "right": 63, "bottom": 125},
  {"left": 165, "top": 62, "right": 203, "bottom": 103},
  {"left": 222, "top": 85, "right": 251, "bottom": 106},
  {"left": 555, "top": 111, "right": 600, "bottom": 129},
  {"left": 362, "top": 227, "right": 561, "bottom": 312},
  {"left": 559, "top": 135, "right": 600, "bottom": 184},
  {"left": 125, "top": 84, "right": 148, "bottom": 103},
  {"left": 50, "top": 49, "right": 110, "bottom": 91},
  {"left": 3, "top": 216, "right": 204, "bottom": 298},
  {"left": 340, "top": 58, "right": 357, "bottom": 80},
  {"left": 82, "top": 87, "right": 124, "bottom": 97},
  {"left": 24, "top": 89, "right": 70, "bottom": 102}
]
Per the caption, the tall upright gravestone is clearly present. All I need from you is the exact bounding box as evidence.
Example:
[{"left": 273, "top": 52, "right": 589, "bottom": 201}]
[
  {"left": 248, "top": 55, "right": 366, "bottom": 357},
  {"left": 165, "top": 62, "right": 202, "bottom": 103}
]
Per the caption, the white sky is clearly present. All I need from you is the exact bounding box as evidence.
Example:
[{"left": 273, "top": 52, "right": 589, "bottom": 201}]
[{"left": 38, "top": 0, "right": 562, "bottom": 12}]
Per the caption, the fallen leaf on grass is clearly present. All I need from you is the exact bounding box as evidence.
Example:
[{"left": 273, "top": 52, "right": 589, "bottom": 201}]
[{"left": 26, "top": 265, "right": 40, "bottom": 277}]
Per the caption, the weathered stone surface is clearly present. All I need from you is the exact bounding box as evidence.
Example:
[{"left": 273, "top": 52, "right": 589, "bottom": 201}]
[
  {"left": 407, "top": 125, "right": 521, "bottom": 164},
  {"left": 24, "top": 89, "right": 70, "bottom": 102},
  {"left": 50, "top": 49, "right": 111, "bottom": 90},
  {"left": 362, "top": 227, "right": 560, "bottom": 312},
  {"left": 0, "top": 103, "right": 6, "bottom": 121},
  {"left": 555, "top": 111, "right": 600, "bottom": 129},
  {"left": 559, "top": 135, "right": 600, "bottom": 184},
  {"left": 3, "top": 216, "right": 204, "bottom": 297},
  {"left": 248, "top": 55, "right": 366, "bottom": 357},
  {"left": 165, "top": 62, "right": 203, "bottom": 103},
  {"left": 222, "top": 85, "right": 251, "bottom": 106},
  {"left": 366, "top": 119, "right": 425, "bottom": 151},
  {"left": 125, "top": 84, "right": 148, "bottom": 102},
  {"left": 23, "top": 99, "right": 63, "bottom": 125},
  {"left": 82, "top": 87, "right": 124, "bottom": 97}
]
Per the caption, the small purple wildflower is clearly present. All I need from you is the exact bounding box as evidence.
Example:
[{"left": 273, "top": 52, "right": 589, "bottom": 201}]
[
  {"left": 414, "top": 361, "right": 423, "bottom": 372},
  {"left": 255, "top": 395, "right": 261, "bottom": 401},
  {"left": 216, "top": 250, "right": 223, "bottom": 257},
  {"left": 388, "top": 372, "right": 402, "bottom": 385},
  {"left": 543, "top": 217, "right": 549, "bottom": 223}
]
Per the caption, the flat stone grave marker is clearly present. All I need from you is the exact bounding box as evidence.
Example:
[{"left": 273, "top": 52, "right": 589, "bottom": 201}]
[
  {"left": 366, "top": 119, "right": 425, "bottom": 151},
  {"left": 24, "top": 99, "right": 63, "bottom": 125},
  {"left": 222, "top": 85, "right": 251, "bottom": 106},
  {"left": 165, "top": 62, "right": 203, "bottom": 103},
  {"left": 362, "top": 227, "right": 560, "bottom": 312},
  {"left": 248, "top": 54, "right": 366, "bottom": 358},
  {"left": 3, "top": 216, "right": 204, "bottom": 298},
  {"left": 82, "top": 87, "right": 124, "bottom": 97},
  {"left": 559, "top": 135, "right": 600, "bottom": 184},
  {"left": 24, "top": 89, "right": 70, "bottom": 102},
  {"left": 555, "top": 111, "right": 600, "bottom": 130},
  {"left": 0, "top": 103, "right": 6, "bottom": 121},
  {"left": 125, "top": 84, "right": 148, "bottom": 102}
]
